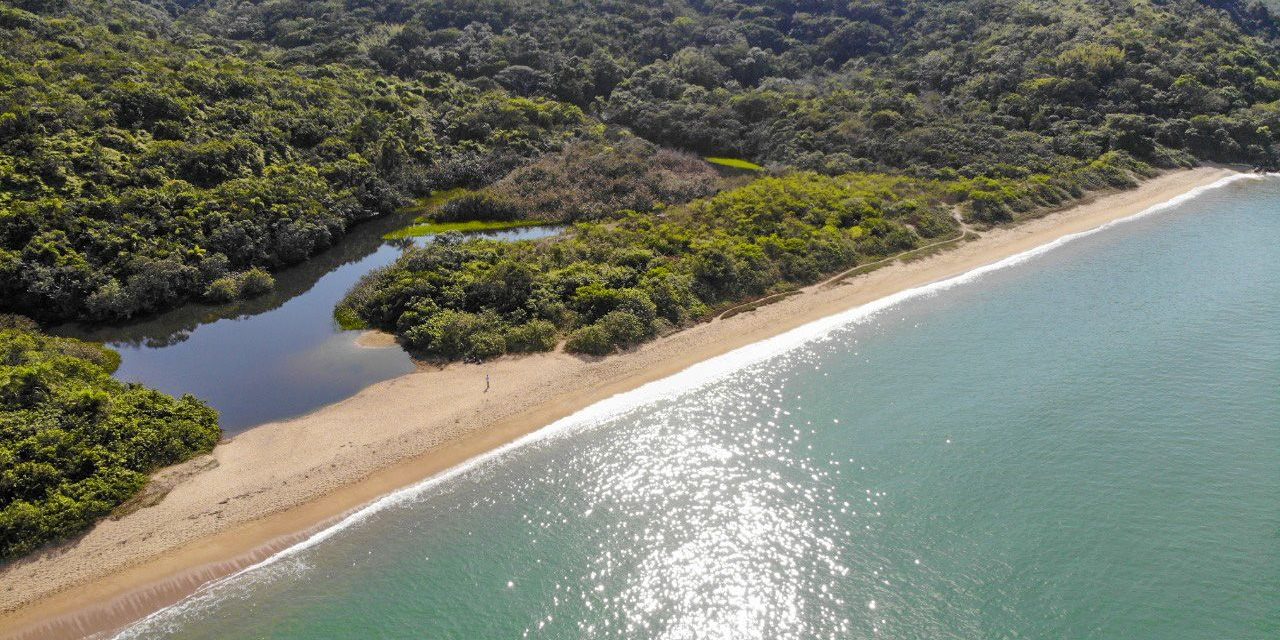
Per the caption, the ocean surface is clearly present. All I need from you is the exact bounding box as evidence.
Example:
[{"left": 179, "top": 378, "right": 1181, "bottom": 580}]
[
  {"left": 116, "top": 176, "right": 1279, "bottom": 639},
  {"left": 56, "top": 222, "right": 562, "bottom": 432}
]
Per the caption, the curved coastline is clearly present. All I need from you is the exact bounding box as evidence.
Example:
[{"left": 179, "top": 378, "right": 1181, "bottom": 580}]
[{"left": 0, "top": 166, "right": 1253, "bottom": 640}]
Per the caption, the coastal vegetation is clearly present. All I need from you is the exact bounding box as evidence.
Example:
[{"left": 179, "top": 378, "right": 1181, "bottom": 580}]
[
  {"left": 0, "top": 316, "right": 219, "bottom": 560},
  {"left": 339, "top": 152, "right": 1154, "bottom": 359},
  {"left": 338, "top": 170, "right": 950, "bottom": 358}
]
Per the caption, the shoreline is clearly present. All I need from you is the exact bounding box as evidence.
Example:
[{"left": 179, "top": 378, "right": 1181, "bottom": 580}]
[{"left": 0, "top": 167, "right": 1246, "bottom": 640}]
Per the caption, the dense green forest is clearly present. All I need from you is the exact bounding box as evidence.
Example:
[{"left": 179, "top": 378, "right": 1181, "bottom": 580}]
[
  {"left": 0, "top": 315, "right": 219, "bottom": 559},
  {"left": 175, "top": 0, "right": 1280, "bottom": 173},
  {"left": 2, "top": 0, "right": 1280, "bottom": 556},
  {"left": 4, "top": 0, "right": 1280, "bottom": 326},
  {"left": 0, "top": 0, "right": 588, "bottom": 322}
]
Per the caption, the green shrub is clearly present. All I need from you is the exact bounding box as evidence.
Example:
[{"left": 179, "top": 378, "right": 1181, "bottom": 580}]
[
  {"left": 403, "top": 309, "right": 489, "bottom": 358},
  {"left": 0, "top": 327, "right": 219, "bottom": 559},
  {"left": 467, "top": 330, "right": 507, "bottom": 359},
  {"left": 333, "top": 305, "right": 368, "bottom": 331},
  {"left": 565, "top": 324, "right": 614, "bottom": 355},
  {"left": 505, "top": 320, "right": 559, "bottom": 352},
  {"left": 203, "top": 277, "right": 240, "bottom": 303},
  {"left": 203, "top": 268, "right": 276, "bottom": 302},
  {"left": 571, "top": 284, "right": 657, "bottom": 324},
  {"left": 565, "top": 311, "right": 653, "bottom": 356},
  {"left": 598, "top": 310, "right": 653, "bottom": 347},
  {"left": 238, "top": 268, "right": 275, "bottom": 298}
]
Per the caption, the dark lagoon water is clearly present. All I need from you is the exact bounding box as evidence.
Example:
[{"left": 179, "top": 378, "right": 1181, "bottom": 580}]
[
  {"left": 117, "top": 175, "right": 1278, "bottom": 639},
  {"left": 56, "top": 219, "right": 562, "bottom": 432}
]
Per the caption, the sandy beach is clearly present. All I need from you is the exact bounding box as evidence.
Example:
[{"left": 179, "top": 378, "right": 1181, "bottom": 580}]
[
  {"left": 353, "top": 330, "right": 398, "bottom": 349},
  {"left": 0, "top": 166, "right": 1240, "bottom": 640}
]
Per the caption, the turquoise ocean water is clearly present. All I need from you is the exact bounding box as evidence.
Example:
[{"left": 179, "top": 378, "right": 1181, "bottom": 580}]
[{"left": 116, "top": 176, "right": 1278, "bottom": 639}]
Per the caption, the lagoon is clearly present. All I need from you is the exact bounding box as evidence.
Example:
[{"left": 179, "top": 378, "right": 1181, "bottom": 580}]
[{"left": 57, "top": 217, "right": 562, "bottom": 432}]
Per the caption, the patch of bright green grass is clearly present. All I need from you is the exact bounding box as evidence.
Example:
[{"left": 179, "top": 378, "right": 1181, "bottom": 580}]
[
  {"left": 705, "top": 157, "right": 764, "bottom": 171},
  {"left": 382, "top": 219, "right": 546, "bottom": 240}
]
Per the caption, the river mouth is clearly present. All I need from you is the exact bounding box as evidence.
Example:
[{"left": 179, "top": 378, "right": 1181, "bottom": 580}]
[{"left": 53, "top": 218, "right": 564, "bottom": 433}]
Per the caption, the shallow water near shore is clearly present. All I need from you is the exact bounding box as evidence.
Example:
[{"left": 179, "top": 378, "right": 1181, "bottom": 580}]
[
  {"left": 117, "top": 178, "right": 1279, "bottom": 639},
  {"left": 56, "top": 223, "right": 562, "bottom": 432}
]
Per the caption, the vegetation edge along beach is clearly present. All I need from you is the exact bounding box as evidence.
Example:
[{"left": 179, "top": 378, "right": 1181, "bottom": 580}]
[{"left": 0, "top": 166, "right": 1242, "bottom": 640}]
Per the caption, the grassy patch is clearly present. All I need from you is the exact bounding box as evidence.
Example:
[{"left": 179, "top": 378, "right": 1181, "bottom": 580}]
[
  {"left": 382, "top": 219, "right": 547, "bottom": 240},
  {"left": 705, "top": 157, "right": 764, "bottom": 171}
]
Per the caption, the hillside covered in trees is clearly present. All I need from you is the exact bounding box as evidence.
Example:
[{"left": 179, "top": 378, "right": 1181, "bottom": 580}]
[
  {"left": 0, "top": 0, "right": 588, "bottom": 322},
  {"left": 1, "top": 0, "right": 1279, "bottom": 556},
  {"left": 176, "top": 0, "right": 1280, "bottom": 173},
  {"left": 3, "top": 0, "right": 1279, "bottom": 327}
]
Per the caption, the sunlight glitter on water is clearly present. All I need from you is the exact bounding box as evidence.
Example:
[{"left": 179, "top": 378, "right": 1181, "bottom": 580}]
[{"left": 490, "top": 347, "right": 899, "bottom": 639}]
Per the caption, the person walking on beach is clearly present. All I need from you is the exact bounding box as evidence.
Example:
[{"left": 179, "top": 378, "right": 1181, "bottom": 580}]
[{"left": 485, "top": 373, "right": 490, "bottom": 393}]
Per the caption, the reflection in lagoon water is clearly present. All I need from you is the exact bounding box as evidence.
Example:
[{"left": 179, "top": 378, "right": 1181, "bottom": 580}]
[
  {"left": 60, "top": 213, "right": 417, "bottom": 349},
  {"left": 55, "top": 217, "right": 564, "bottom": 433}
]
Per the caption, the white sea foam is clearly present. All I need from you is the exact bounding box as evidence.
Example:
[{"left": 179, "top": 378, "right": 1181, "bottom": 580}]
[{"left": 112, "top": 170, "right": 1267, "bottom": 638}]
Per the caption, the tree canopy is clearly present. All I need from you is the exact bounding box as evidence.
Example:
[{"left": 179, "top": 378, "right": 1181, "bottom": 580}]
[
  {"left": 0, "top": 0, "right": 589, "bottom": 322},
  {"left": 173, "top": 0, "right": 1280, "bottom": 173},
  {"left": 4, "top": 0, "right": 1280, "bottom": 324},
  {"left": 339, "top": 152, "right": 1154, "bottom": 359}
]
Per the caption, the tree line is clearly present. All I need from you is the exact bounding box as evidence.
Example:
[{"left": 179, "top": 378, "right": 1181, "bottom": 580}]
[{"left": 175, "top": 0, "right": 1280, "bottom": 173}]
